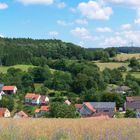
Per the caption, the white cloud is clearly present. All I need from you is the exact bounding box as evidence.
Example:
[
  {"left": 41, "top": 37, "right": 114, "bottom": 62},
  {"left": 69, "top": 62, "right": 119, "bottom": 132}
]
[
  {"left": 77, "top": 1, "right": 113, "bottom": 20},
  {"left": 57, "top": 20, "right": 73, "bottom": 26},
  {"left": 71, "top": 27, "right": 95, "bottom": 40},
  {"left": 17, "top": 0, "right": 53, "bottom": 5},
  {"left": 49, "top": 31, "right": 59, "bottom": 36},
  {"left": 96, "top": 27, "right": 112, "bottom": 32},
  {"left": 124, "top": 30, "right": 140, "bottom": 44},
  {"left": 57, "top": 2, "right": 66, "bottom": 9},
  {"left": 75, "top": 19, "right": 88, "bottom": 25},
  {"left": 102, "top": 30, "right": 140, "bottom": 47},
  {"left": 103, "top": 36, "right": 127, "bottom": 47},
  {"left": 105, "top": 0, "right": 140, "bottom": 7},
  {"left": 121, "top": 24, "right": 131, "bottom": 30},
  {"left": 134, "top": 18, "right": 140, "bottom": 25},
  {"left": 0, "top": 3, "right": 8, "bottom": 9},
  {"left": 0, "top": 34, "right": 4, "bottom": 38}
]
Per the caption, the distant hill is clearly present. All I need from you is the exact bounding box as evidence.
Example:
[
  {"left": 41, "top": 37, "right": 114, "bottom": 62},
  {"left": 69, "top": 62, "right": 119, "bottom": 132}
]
[
  {"left": 115, "top": 47, "right": 140, "bottom": 53},
  {"left": 0, "top": 37, "right": 140, "bottom": 66}
]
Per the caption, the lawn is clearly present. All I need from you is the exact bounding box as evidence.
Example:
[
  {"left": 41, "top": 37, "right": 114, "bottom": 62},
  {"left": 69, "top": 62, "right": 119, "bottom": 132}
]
[
  {"left": 95, "top": 62, "right": 128, "bottom": 71},
  {"left": 113, "top": 53, "right": 140, "bottom": 61},
  {"left": 0, "top": 118, "right": 140, "bottom": 140},
  {"left": 123, "top": 72, "right": 140, "bottom": 79},
  {"left": 0, "top": 65, "right": 35, "bottom": 73}
]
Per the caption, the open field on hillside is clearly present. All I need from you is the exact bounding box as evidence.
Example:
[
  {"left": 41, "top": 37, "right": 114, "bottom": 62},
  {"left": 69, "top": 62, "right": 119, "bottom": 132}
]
[
  {"left": 0, "top": 65, "right": 35, "bottom": 73},
  {"left": 114, "top": 53, "right": 140, "bottom": 61},
  {"left": 0, "top": 118, "right": 140, "bottom": 140},
  {"left": 95, "top": 62, "right": 128, "bottom": 71},
  {"left": 123, "top": 72, "right": 140, "bottom": 79}
]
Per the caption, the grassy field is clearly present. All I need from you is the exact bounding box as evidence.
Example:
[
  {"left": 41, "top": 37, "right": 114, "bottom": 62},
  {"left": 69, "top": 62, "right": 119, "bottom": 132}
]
[
  {"left": 0, "top": 118, "right": 140, "bottom": 140},
  {"left": 113, "top": 53, "right": 140, "bottom": 61},
  {"left": 123, "top": 72, "right": 140, "bottom": 79},
  {"left": 0, "top": 65, "right": 35, "bottom": 73},
  {"left": 95, "top": 62, "right": 128, "bottom": 71}
]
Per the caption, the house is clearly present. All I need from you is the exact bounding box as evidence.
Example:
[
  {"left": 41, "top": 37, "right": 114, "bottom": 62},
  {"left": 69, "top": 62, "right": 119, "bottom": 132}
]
[
  {"left": 2, "top": 86, "right": 17, "bottom": 94},
  {"left": 125, "top": 96, "right": 140, "bottom": 111},
  {"left": 115, "top": 86, "right": 132, "bottom": 94},
  {"left": 0, "top": 108, "right": 10, "bottom": 118},
  {"left": 25, "top": 93, "right": 49, "bottom": 105},
  {"left": 35, "top": 106, "right": 49, "bottom": 118},
  {"left": 125, "top": 96, "right": 140, "bottom": 118},
  {"left": 13, "top": 111, "right": 28, "bottom": 119},
  {"left": 64, "top": 100, "right": 71, "bottom": 105},
  {"left": 25, "top": 93, "right": 41, "bottom": 105},
  {"left": 79, "top": 102, "right": 116, "bottom": 118}
]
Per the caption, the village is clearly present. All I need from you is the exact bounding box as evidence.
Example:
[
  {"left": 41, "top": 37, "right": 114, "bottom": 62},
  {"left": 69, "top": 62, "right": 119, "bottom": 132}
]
[{"left": 0, "top": 84, "right": 139, "bottom": 119}]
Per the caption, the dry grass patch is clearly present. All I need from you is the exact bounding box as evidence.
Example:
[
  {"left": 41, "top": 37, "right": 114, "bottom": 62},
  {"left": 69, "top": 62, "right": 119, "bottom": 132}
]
[
  {"left": 95, "top": 62, "right": 128, "bottom": 71},
  {"left": 0, "top": 118, "right": 140, "bottom": 140},
  {"left": 114, "top": 53, "right": 140, "bottom": 61}
]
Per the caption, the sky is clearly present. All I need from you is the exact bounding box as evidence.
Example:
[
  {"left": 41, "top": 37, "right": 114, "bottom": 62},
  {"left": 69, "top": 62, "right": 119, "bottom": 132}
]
[{"left": 1, "top": 0, "right": 140, "bottom": 48}]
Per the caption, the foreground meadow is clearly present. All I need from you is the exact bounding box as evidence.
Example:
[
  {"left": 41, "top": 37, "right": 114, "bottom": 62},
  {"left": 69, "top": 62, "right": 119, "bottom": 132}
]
[{"left": 0, "top": 118, "right": 140, "bottom": 140}]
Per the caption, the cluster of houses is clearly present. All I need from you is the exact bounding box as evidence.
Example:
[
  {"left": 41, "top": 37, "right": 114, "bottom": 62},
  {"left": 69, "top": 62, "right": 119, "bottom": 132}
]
[
  {"left": 0, "top": 83, "right": 140, "bottom": 118},
  {"left": 1, "top": 95, "right": 140, "bottom": 118}
]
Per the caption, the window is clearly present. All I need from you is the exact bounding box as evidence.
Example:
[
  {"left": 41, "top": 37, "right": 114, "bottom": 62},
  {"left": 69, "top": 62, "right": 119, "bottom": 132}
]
[{"left": 104, "top": 110, "right": 109, "bottom": 112}]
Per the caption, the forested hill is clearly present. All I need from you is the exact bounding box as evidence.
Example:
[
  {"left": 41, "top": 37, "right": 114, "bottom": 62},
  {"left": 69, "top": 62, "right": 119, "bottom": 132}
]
[
  {"left": 115, "top": 47, "right": 140, "bottom": 53},
  {"left": 0, "top": 37, "right": 140, "bottom": 66},
  {"left": 0, "top": 38, "right": 115, "bottom": 66}
]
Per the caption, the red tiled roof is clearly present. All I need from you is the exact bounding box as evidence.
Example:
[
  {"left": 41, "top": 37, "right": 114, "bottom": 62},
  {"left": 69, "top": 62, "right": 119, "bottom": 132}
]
[
  {"left": 84, "top": 102, "right": 96, "bottom": 113},
  {"left": 0, "top": 108, "right": 7, "bottom": 117},
  {"left": 25, "top": 93, "right": 40, "bottom": 99},
  {"left": 75, "top": 104, "right": 82, "bottom": 109},
  {"left": 35, "top": 109, "right": 40, "bottom": 113},
  {"left": 2, "top": 86, "right": 16, "bottom": 91},
  {"left": 40, "top": 106, "right": 49, "bottom": 111},
  {"left": 35, "top": 106, "right": 49, "bottom": 113}
]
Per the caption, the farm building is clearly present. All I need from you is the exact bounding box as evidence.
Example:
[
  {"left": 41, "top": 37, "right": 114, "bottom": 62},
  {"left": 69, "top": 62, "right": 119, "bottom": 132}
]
[{"left": 79, "top": 102, "right": 116, "bottom": 118}]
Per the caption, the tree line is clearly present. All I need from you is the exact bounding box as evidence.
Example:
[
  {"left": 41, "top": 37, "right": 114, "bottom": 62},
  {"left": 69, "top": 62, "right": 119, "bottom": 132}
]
[{"left": 0, "top": 38, "right": 117, "bottom": 66}]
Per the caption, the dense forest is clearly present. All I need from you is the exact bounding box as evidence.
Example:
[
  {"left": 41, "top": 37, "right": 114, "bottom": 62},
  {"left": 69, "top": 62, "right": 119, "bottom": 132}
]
[{"left": 0, "top": 37, "right": 118, "bottom": 66}]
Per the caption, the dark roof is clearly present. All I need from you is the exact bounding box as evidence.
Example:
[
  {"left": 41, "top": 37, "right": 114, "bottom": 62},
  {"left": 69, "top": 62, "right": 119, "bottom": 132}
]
[
  {"left": 89, "top": 102, "right": 116, "bottom": 109},
  {"left": 126, "top": 102, "right": 140, "bottom": 110},
  {"left": 126, "top": 96, "right": 140, "bottom": 102}
]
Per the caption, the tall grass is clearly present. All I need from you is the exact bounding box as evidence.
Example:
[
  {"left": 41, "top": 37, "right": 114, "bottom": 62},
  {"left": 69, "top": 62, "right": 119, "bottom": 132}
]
[{"left": 0, "top": 118, "right": 140, "bottom": 140}]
